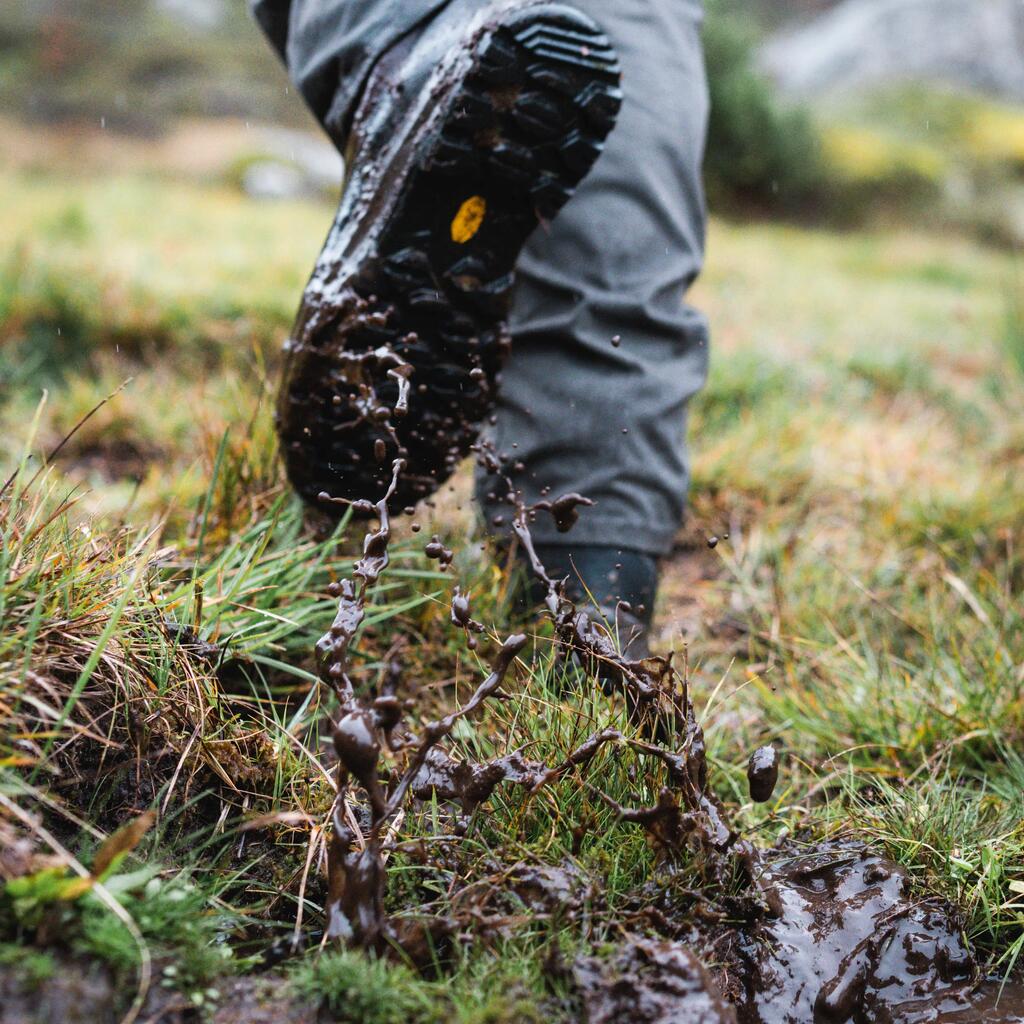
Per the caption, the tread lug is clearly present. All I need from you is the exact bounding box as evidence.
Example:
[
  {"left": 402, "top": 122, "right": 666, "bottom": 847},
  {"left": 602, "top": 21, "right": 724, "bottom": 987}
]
[{"left": 559, "top": 129, "right": 603, "bottom": 174}]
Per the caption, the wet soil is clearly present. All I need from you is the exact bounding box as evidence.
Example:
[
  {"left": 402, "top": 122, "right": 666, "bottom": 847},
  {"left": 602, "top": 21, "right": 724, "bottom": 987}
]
[
  {"left": 575, "top": 938, "right": 737, "bottom": 1023},
  {"left": 729, "top": 842, "right": 1024, "bottom": 1023},
  {"left": 0, "top": 964, "right": 317, "bottom": 1024}
]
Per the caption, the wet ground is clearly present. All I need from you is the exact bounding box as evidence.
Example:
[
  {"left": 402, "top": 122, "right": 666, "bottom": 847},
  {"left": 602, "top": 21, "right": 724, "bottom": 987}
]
[
  {"left": 0, "top": 966, "right": 318, "bottom": 1024},
  {"left": 729, "top": 843, "right": 1024, "bottom": 1023}
]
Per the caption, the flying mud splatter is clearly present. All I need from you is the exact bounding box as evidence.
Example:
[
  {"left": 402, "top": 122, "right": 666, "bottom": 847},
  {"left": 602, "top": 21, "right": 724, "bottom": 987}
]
[{"left": 746, "top": 746, "right": 778, "bottom": 804}]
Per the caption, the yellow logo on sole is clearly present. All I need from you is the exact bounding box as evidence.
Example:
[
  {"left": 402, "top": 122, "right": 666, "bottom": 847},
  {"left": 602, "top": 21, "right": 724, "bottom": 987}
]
[{"left": 451, "top": 195, "right": 487, "bottom": 244}]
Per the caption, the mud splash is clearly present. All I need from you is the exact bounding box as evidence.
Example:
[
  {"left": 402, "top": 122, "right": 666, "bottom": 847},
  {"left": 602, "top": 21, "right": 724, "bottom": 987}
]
[
  {"left": 732, "top": 842, "right": 1024, "bottom": 1023},
  {"left": 303, "top": 342, "right": 1024, "bottom": 1022}
]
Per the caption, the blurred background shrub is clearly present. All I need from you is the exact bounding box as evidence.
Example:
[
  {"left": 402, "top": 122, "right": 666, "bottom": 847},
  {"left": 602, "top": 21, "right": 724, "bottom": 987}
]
[
  {"left": 0, "top": 0, "right": 306, "bottom": 133},
  {"left": 702, "top": 5, "right": 828, "bottom": 215}
]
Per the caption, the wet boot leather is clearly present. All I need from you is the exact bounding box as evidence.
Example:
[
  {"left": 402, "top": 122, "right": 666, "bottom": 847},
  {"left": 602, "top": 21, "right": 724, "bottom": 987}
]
[
  {"left": 527, "top": 543, "right": 658, "bottom": 659},
  {"left": 275, "top": 1, "right": 622, "bottom": 512}
]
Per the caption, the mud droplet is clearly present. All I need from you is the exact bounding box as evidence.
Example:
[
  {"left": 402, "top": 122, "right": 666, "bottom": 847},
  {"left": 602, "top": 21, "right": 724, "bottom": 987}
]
[
  {"left": 425, "top": 534, "right": 454, "bottom": 570},
  {"left": 747, "top": 745, "right": 779, "bottom": 803},
  {"left": 707, "top": 535, "right": 719, "bottom": 549}
]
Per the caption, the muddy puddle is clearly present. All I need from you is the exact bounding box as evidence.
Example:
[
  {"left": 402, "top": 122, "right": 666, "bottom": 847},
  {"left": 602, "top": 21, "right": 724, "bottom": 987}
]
[
  {"left": 729, "top": 842, "right": 1024, "bottom": 1023},
  {"left": 264, "top": 322, "right": 1024, "bottom": 1021}
]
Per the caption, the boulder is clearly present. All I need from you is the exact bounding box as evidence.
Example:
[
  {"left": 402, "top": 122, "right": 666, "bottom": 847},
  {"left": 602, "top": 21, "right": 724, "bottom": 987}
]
[{"left": 761, "top": 0, "right": 1024, "bottom": 102}]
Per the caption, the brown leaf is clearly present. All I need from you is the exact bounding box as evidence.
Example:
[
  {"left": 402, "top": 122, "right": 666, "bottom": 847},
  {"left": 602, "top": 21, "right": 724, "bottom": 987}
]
[{"left": 91, "top": 810, "right": 156, "bottom": 879}]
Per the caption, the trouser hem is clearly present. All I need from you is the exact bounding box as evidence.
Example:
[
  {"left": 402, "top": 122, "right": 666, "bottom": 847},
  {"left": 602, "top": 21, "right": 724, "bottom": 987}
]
[{"left": 489, "top": 514, "right": 681, "bottom": 559}]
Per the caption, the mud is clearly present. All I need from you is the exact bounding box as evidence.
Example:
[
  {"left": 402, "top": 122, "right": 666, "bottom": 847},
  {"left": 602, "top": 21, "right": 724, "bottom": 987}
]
[
  {"left": 411, "top": 745, "right": 544, "bottom": 815},
  {"left": 508, "top": 861, "right": 590, "bottom": 914},
  {"left": 450, "top": 586, "right": 485, "bottom": 649},
  {"left": 163, "top": 619, "right": 224, "bottom": 663},
  {"left": 574, "top": 937, "right": 736, "bottom": 1024},
  {"left": 746, "top": 746, "right": 779, "bottom": 804},
  {"left": 530, "top": 491, "right": 595, "bottom": 534},
  {"left": 730, "top": 842, "right": 1024, "bottom": 1023},
  {"left": 424, "top": 534, "right": 454, "bottom": 570}
]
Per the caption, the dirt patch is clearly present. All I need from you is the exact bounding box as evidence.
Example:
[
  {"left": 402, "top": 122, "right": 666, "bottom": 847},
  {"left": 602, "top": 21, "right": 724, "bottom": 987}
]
[
  {"left": 0, "top": 962, "right": 317, "bottom": 1024},
  {"left": 61, "top": 437, "right": 164, "bottom": 484},
  {"left": 575, "top": 937, "right": 736, "bottom": 1023},
  {"left": 1, "top": 960, "right": 119, "bottom": 1024},
  {"left": 212, "top": 977, "right": 318, "bottom": 1024}
]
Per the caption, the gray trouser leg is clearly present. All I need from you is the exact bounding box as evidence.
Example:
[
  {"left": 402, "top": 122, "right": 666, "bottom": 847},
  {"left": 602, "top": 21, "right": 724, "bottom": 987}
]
[
  {"left": 477, "top": 0, "right": 710, "bottom": 557},
  {"left": 250, "top": 0, "right": 450, "bottom": 143},
  {"left": 252, "top": 0, "right": 710, "bottom": 557}
]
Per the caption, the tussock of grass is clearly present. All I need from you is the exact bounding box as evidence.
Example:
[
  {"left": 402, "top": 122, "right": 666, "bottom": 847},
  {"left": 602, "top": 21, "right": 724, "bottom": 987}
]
[{"left": 290, "top": 950, "right": 438, "bottom": 1023}]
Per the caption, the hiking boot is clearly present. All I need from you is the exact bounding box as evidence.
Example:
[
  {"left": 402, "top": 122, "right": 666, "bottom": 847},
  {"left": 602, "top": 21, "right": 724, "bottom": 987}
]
[
  {"left": 523, "top": 544, "right": 672, "bottom": 737},
  {"left": 276, "top": 1, "right": 622, "bottom": 511},
  {"left": 526, "top": 544, "right": 658, "bottom": 658}
]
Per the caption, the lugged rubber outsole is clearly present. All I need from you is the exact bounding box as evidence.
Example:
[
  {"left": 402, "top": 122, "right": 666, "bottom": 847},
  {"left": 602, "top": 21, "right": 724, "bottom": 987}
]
[{"left": 277, "top": 4, "right": 622, "bottom": 512}]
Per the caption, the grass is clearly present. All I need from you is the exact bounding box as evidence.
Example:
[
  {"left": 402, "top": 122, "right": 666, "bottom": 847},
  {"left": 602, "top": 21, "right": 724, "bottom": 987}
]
[{"left": 2, "top": 140, "right": 1024, "bottom": 1019}]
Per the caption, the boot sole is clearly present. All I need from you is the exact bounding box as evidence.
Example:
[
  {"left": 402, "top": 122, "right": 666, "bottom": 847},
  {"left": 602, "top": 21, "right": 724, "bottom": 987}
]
[{"left": 277, "top": 4, "right": 622, "bottom": 511}]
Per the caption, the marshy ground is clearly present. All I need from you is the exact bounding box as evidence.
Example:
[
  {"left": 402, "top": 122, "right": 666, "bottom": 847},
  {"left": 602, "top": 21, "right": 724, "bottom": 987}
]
[{"left": 2, "top": 118, "right": 1024, "bottom": 1022}]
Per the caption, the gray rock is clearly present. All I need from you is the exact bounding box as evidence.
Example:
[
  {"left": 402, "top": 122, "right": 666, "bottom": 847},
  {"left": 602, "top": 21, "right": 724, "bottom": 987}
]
[
  {"left": 156, "top": 0, "right": 226, "bottom": 29},
  {"left": 240, "top": 129, "right": 344, "bottom": 200},
  {"left": 761, "top": 0, "right": 1024, "bottom": 102},
  {"left": 255, "top": 127, "right": 344, "bottom": 193},
  {"left": 241, "top": 160, "right": 309, "bottom": 200}
]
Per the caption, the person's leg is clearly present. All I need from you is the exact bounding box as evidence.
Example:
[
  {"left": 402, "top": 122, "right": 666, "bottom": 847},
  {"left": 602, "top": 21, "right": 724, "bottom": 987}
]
[
  {"left": 250, "top": 0, "right": 451, "bottom": 145},
  {"left": 251, "top": 0, "right": 707, "bottom": 602},
  {"left": 475, "top": 0, "right": 710, "bottom": 607}
]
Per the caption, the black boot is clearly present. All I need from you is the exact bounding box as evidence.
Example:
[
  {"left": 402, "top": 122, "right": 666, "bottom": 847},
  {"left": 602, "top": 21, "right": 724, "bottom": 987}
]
[
  {"left": 527, "top": 544, "right": 658, "bottom": 658},
  {"left": 276, "top": 1, "right": 622, "bottom": 512}
]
